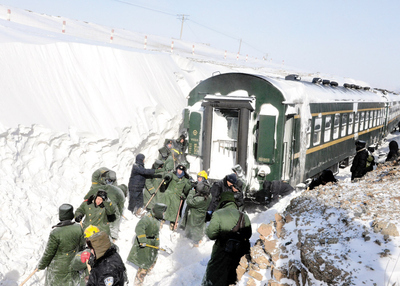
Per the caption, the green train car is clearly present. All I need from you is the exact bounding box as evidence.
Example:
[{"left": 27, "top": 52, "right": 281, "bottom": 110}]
[{"left": 182, "top": 72, "right": 400, "bottom": 192}]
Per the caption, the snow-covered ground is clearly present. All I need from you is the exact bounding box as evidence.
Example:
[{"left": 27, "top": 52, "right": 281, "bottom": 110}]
[{"left": 0, "top": 5, "right": 399, "bottom": 286}]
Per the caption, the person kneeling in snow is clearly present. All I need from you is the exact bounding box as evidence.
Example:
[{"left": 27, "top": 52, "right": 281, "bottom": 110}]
[
  {"left": 37, "top": 204, "right": 85, "bottom": 286},
  {"left": 254, "top": 180, "right": 294, "bottom": 208},
  {"left": 84, "top": 231, "right": 127, "bottom": 286},
  {"left": 127, "top": 203, "right": 167, "bottom": 286}
]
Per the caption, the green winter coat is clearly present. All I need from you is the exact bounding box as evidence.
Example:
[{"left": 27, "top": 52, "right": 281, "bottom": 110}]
[
  {"left": 144, "top": 168, "right": 167, "bottom": 211},
  {"left": 70, "top": 249, "right": 90, "bottom": 286},
  {"left": 158, "top": 147, "right": 175, "bottom": 172},
  {"left": 84, "top": 185, "right": 125, "bottom": 215},
  {"left": 127, "top": 211, "right": 161, "bottom": 269},
  {"left": 180, "top": 189, "right": 212, "bottom": 242},
  {"left": 163, "top": 173, "right": 192, "bottom": 222},
  {"left": 202, "top": 201, "right": 252, "bottom": 286},
  {"left": 37, "top": 222, "right": 85, "bottom": 286},
  {"left": 75, "top": 198, "right": 116, "bottom": 236}
]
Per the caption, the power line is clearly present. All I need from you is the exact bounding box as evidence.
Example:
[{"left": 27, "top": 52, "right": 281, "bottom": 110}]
[{"left": 111, "top": 0, "right": 176, "bottom": 16}]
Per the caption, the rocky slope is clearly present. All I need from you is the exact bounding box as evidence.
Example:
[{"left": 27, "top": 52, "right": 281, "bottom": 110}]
[{"left": 238, "top": 161, "right": 400, "bottom": 285}]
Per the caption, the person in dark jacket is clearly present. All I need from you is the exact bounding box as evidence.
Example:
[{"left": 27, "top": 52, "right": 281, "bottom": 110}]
[
  {"left": 386, "top": 140, "right": 400, "bottom": 162},
  {"left": 37, "top": 204, "right": 85, "bottom": 286},
  {"left": 308, "top": 169, "right": 338, "bottom": 190},
  {"left": 254, "top": 180, "right": 294, "bottom": 207},
  {"left": 350, "top": 140, "right": 369, "bottom": 181},
  {"left": 207, "top": 173, "right": 244, "bottom": 215},
  {"left": 127, "top": 203, "right": 167, "bottom": 286},
  {"left": 201, "top": 192, "right": 252, "bottom": 286},
  {"left": 128, "top": 153, "right": 161, "bottom": 216},
  {"left": 84, "top": 231, "right": 127, "bottom": 286},
  {"left": 180, "top": 182, "right": 212, "bottom": 247}
]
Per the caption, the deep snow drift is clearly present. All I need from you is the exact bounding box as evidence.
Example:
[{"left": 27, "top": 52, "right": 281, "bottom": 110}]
[{"left": 0, "top": 5, "right": 399, "bottom": 286}]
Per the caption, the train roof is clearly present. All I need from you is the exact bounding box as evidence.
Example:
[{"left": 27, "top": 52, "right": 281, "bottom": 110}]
[{"left": 257, "top": 74, "right": 390, "bottom": 104}]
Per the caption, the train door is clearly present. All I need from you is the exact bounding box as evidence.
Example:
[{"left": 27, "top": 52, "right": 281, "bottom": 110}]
[
  {"left": 282, "top": 116, "right": 294, "bottom": 181},
  {"left": 201, "top": 95, "right": 255, "bottom": 179}
]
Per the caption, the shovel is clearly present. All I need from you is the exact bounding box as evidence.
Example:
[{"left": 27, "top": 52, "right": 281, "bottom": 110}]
[
  {"left": 140, "top": 243, "right": 173, "bottom": 254},
  {"left": 19, "top": 268, "right": 38, "bottom": 286},
  {"left": 139, "top": 179, "right": 165, "bottom": 217},
  {"left": 170, "top": 198, "right": 184, "bottom": 241}
]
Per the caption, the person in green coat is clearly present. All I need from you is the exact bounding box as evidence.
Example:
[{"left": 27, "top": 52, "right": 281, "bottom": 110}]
[
  {"left": 180, "top": 182, "right": 212, "bottom": 247},
  {"left": 37, "top": 204, "right": 85, "bottom": 286},
  {"left": 163, "top": 164, "right": 192, "bottom": 230},
  {"left": 202, "top": 192, "right": 252, "bottom": 286},
  {"left": 143, "top": 160, "right": 167, "bottom": 212},
  {"left": 127, "top": 203, "right": 167, "bottom": 286},
  {"left": 84, "top": 168, "right": 125, "bottom": 241},
  {"left": 75, "top": 190, "right": 117, "bottom": 237},
  {"left": 158, "top": 139, "right": 175, "bottom": 172}
]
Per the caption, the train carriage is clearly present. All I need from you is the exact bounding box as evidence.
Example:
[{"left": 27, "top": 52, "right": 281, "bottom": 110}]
[{"left": 182, "top": 72, "right": 400, "bottom": 192}]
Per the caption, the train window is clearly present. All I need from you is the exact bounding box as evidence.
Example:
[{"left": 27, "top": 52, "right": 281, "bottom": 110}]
[
  {"left": 348, "top": 113, "right": 354, "bottom": 134},
  {"left": 370, "top": 111, "right": 374, "bottom": 127},
  {"left": 313, "top": 117, "right": 322, "bottom": 145},
  {"left": 324, "top": 115, "right": 332, "bottom": 142},
  {"left": 306, "top": 119, "right": 311, "bottom": 148},
  {"left": 365, "top": 111, "right": 369, "bottom": 129},
  {"left": 354, "top": 112, "right": 359, "bottom": 133},
  {"left": 359, "top": 112, "right": 365, "bottom": 131},
  {"left": 333, "top": 113, "right": 340, "bottom": 139},
  {"left": 341, "top": 114, "right": 348, "bottom": 136},
  {"left": 374, "top": 110, "right": 378, "bottom": 126}
]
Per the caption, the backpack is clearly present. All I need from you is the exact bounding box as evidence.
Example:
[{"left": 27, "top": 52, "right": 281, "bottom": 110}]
[{"left": 366, "top": 151, "right": 374, "bottom": 168}]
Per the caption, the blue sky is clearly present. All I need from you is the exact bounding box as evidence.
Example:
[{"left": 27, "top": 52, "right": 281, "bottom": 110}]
[{"left": 1, "top": 0, "right": 399, "bottom": 91}]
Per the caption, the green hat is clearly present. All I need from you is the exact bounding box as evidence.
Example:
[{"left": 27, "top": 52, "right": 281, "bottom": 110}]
[{"left": 217, "top": 192, "right": 236, "bottom": 209}]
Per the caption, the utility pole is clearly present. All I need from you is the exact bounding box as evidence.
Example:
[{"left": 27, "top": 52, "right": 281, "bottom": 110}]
[
  {"left": 238, "top": 38, "right": 242, "bottom": 54},
  {"left": 177, "top": 14, "right": 189, "bottom": 40}
]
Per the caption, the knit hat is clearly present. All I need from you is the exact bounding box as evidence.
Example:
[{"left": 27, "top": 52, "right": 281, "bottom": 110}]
[
  {"left": 59, "top": 204, "right": 74, "bottom": 221},
  {"left": 217, "top": 192, "right": 236, "bottom": 209},
  {"left": 226, "top": 173, "right": 237, "bottom": 184}
]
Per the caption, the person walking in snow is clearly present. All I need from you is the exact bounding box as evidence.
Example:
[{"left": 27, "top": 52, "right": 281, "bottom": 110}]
[
  {"left": 128, "top": 153, "right": 161, "bottom": 216},
  {"left": 85, "top": 231, "right": 127, "bottom": 286},
  {"left": 84, "top": 167, "right": 126, "bottom": 240},
  {"left": 75, "top": 190, "right": 117, "bottom": 237},
  {"left": 350, "top": 140, "right": 369, "bottom": 181},
  {"left": 201, "top": 192, "right": 252, "bottom": 286},
  {"left": 180, "top": 181, "right": 212, "bottom": 247},
  {"left": 37, "top": 203, "right": 85, "bottom": 286},
  {"left": 143, "top": 159, "right": 167, "bottom": 212},
  {"left": 127, "top": 203, "right": 168, "bottom": 286},
  {"left": 162, "top": 164, "right": 192, "bottom": 230}
]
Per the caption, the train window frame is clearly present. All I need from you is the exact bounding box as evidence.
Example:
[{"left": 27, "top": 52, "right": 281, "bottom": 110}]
[
  {"left": 365, "top": 111, "right": 369, "bottom": 129},
  {"left": 359, "top": 112, "right": 365, "bottom": 131},
  {"left": 370, "top": 111, "right": 374, "bottom": 127},
  {"left": 348, "top": 113, "right": 354, "bottom": 134},
  {"left": 354, "top": 112, "right": 359, "bottom": 133},
  {"left": 306, "top": 119, "right": 311, "bottom": 148},
  {"left": 313, "top": 116, "right": 322, "bottom": 146},
  {"left": 333, "top": 113, "right": 340, "bottom": 140},
  {"left": 324, "top": 115, "right": 332, "bottom": 143},
  {"left": 341, "top": 113, "right": 348, "bottom": 137}
]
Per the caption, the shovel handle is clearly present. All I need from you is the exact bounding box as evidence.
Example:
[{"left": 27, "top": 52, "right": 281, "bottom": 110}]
[
  {"left": 173, "top": 199, "right": 184, "bottom": 231},
  {"left": 143, "top": 179, "right": 165, "bottom": 210},
  {"left": 19, "top": 268, "right": 38, "bottom": 286}
]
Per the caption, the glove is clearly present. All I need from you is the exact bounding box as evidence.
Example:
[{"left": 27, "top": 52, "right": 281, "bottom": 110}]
[
  {"left": 191, "top": 181, "right": 198, "bottom": 188},
  {"left": 80, "top": 251, "right": 91, "bottom": 263},
  {"left": 154, "top": 174, "right": 163, "bottom": 178},
  {"left": 139, "top": 243, "right": 147, "bottom": 248},
  {"left": 180, "top": 194, "right": 186, "bottom": 200},
  {"left": 164, "top": 174, "right": 172, "bottom": 181},
  {"left": 75, "top": 215, "right": 83, "bottom": 223}
]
